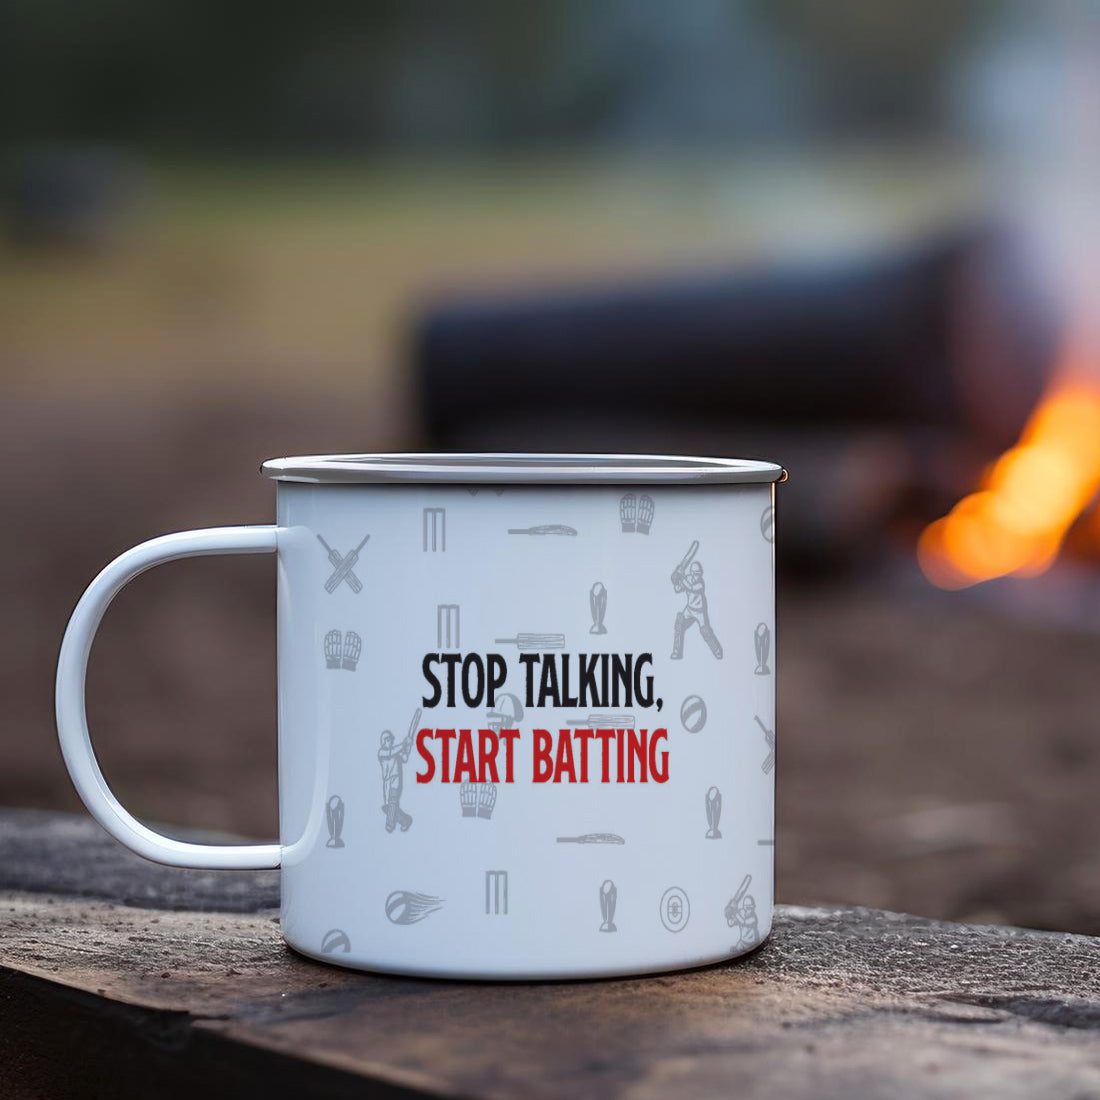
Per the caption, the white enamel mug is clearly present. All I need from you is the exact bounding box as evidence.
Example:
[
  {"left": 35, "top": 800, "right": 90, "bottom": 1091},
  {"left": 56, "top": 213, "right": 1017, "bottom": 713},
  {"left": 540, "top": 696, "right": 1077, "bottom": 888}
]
[{"left": 56, "top": 453, "right": 783, "bottom": 979}]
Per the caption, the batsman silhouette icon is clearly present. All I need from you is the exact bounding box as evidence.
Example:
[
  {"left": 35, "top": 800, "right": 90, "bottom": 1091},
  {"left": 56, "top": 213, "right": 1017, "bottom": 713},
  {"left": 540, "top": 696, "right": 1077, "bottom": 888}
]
[{"left": 670, "top": 541, "right": 723, "bottom": 660}]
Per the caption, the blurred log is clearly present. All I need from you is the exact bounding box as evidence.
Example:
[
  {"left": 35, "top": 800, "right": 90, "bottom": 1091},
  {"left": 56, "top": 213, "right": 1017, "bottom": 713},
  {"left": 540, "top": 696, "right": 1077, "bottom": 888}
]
[{"left": 416, "top": 224, "right": 1058, "bottom": 455}]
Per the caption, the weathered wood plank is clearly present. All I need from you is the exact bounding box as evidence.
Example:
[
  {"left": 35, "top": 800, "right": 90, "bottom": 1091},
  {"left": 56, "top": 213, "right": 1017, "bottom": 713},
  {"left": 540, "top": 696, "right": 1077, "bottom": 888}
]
[{"left": 3, "top": 811, "right": 1100, "bottom": 1099}]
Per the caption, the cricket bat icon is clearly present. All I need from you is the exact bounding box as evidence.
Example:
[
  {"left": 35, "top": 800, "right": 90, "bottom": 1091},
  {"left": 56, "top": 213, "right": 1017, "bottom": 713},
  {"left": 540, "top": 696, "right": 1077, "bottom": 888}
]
[
  {"left": 673, "top": 539, "right": 700, "bottom": 578},
  {"left": 566, "top": 714, "right": 636, "bottom": 729},
  {"left": 494, "top": 633, "right": 566, "bottom": 651},
  {"left": 317, "top": 533, "right": 369, "bottom": 594}
]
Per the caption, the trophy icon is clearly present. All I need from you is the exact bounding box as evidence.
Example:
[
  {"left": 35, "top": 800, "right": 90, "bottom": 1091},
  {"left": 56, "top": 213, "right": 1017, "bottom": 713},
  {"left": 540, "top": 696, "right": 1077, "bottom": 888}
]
[
  {"left": 589, "top": 581, "right": 608, "bottom": 635},
  {"left": 325, "top": 795, "right": 345, "bottom": 848},
  {"left": 754, "top": 622, "right": 771, "bottom": 676},
  {"left": 599, "top": 879, "right": 617, "bottom": 932},
  {"left": 705, "top": 786, "right": 722, "bottom": 839}
]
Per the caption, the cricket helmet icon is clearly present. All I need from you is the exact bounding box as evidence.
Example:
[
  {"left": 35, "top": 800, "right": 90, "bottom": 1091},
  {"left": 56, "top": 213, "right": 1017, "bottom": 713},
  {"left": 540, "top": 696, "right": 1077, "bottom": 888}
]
[
  {"left": 380, "top": 730, "right": 395, "bottom": 750},
  {"left": 486, "top": 693, "right": 523, "bottom": 732},
  {"left": 689, "top": 561, "right": 703, "bottom": 578}
]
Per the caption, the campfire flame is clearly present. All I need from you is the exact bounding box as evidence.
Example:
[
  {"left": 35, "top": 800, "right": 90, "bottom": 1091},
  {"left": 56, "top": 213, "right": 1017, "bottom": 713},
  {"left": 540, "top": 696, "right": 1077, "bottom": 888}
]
[{"left": 919, "top": 363, "right": 1100, "bottom": 589}]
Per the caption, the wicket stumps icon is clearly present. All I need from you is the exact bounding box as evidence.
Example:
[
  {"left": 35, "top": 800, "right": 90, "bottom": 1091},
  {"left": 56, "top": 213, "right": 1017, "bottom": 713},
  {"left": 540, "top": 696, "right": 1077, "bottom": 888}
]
[
  {"left": 599, "top": 879, "right": 618, "bottom": 932},
  {"left": 754, "top": 622, "right": 771, "bottom": 676},
  {"left": 437, "top": 604, "right": 460, "bottom": 648},
  {"left": 325, "top": 795, "right": 345, "bottom": 848},
  {"left": 589, "top": 581, "right": 608, "bottom": 635},
  {"left": 485, "top": 870, "right": 509, "bottom": 915},
  {"left": 423, "top": 507, "right": 446, "bottom": 552},
  {"left": 705, "top": 786, "right": 722, "bottom": 839}
]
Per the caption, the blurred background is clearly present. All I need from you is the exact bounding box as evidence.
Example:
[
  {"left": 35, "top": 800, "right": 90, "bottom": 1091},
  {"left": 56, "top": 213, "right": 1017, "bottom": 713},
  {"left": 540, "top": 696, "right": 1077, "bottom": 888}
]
[{"left": 5, "top": 1, "right": 1100, "bottom": 933}]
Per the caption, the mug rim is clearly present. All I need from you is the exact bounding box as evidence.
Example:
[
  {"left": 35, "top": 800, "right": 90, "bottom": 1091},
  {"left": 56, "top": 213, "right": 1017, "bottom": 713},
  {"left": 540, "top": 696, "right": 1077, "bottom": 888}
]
[{"left": 262, "top": 452, "right": 786, "bottom": 485}]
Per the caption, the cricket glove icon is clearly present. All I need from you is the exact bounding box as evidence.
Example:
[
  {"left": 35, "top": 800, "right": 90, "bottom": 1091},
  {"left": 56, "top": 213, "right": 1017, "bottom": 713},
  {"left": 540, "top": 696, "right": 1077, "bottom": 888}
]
[
  {"left": 324, "top": 630, "right": 343, "bottom": 669},
  {"left": 342, "top": 630, "right": 361, "bottom": 671},
  {"left": 460, "top": 782, "right": 498, "bottom": 820},
  {"left": 619, "top": 492, "right": 636, "bottom": 532},
  {"left": 637, "top": 493, "right": 654, "bottom": 535}
]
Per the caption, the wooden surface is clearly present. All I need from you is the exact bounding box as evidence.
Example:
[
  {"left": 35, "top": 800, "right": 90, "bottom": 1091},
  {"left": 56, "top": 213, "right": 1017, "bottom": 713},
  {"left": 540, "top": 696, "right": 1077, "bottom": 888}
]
[{"left": 3, "top": 811, "right": 1100, "bottom": 1098}]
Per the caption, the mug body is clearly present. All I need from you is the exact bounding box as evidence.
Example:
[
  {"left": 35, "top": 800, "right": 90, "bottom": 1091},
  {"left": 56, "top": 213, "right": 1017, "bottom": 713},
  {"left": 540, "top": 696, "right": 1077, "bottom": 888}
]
[{"left": 269, "top": 455, "right": 779, "bottom": 979}]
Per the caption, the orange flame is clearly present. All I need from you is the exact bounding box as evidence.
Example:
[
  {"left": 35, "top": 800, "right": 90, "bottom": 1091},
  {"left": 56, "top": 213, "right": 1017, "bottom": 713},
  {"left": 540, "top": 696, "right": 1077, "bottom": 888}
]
[{"left": 919, "top": 368, "right": 1100, "bottom": 589}]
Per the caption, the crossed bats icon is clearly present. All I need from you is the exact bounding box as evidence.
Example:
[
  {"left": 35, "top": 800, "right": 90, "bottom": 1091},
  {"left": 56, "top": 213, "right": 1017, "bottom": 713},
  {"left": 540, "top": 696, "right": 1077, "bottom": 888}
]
[{"left": 316, "top": 534, "right": 370, "bottom": 594}]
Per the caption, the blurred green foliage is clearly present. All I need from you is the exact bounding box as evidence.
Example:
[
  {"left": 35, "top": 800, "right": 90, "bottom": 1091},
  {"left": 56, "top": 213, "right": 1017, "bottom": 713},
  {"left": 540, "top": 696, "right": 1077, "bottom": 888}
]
[{"left": 2, "top": 0, "right": 994, "bottom": 154}]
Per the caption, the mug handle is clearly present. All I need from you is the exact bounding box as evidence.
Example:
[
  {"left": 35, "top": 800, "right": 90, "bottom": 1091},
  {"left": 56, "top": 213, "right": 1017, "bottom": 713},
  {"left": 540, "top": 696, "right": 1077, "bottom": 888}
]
[{"left": 55, "top": 526, "right": 281, "bottom": 869}]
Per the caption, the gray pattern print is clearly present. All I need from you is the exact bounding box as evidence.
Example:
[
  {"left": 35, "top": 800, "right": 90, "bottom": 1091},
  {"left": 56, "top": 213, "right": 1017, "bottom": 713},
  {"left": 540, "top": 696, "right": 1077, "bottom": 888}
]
[
  {"left": 620, "top": 493, "right": 637, "bottom": 532},
  {"left": 423, "top": 507, "right": 446, "bottom": 551},
  {"left": 485, "top": 870, "right": 509, "bottom": 915},
  {"left": 567, "top": 713, "right": 635, "bottom": 729},
  {"left": 725, "top": 874, "right": 760, "bottom": 951},
  {"left": 670, "top": 541, "right": 722, "bottom": 659},
  {"left": 507, "top": 524, "right": 577, "bottom": 536},
  {"left": 761, "top": 506, "right": 775, "bottom": 543},
  {"left": 600, "top": 880, "right": 618, "bottom": 932},
  {"left": 486, "top": 693, "right": 523, "bottom": 731},
  {"left": 557, "top": 833, "right": 625, "bottom": 845},
  {"left": 461, "top": 782, "right": 497, "bottom": 819},
  {"left": 321, "top": 929, "right": 351, "bottom": 954},
  {"left": 325, "top": 795, "right": 345, "bottom": 848},
  {"left": 619, "top": 493, "right": 654, "bottom": 534},
  {"left": 379, "top": 708, "right": 419, "bottom": 833},
  {"left": 495, "top": 632, "right": 565, "bottom": 651},
  {"left": 705, "top": 786, "right": 722, "bottom": 839},
  {"left": 756, "top": 715, "right": 775, "bottom": 775},
  {"left": 324, "top": 629, "right": 360, "bottom": 670},
  {"left": 437, "top": 604, "right": 460, "bottom": 648},
  {"left": 679, "top": 695, "right": 707, "bottom": 733},
  {"left": 660, "top": 887, "right": 690, "bottom": 932},
  {"left": 754, "top": 623, "right": 771, "bottom": 675},
  {"left": 317, "top": 533, "right": 369, "bottom": 594},
  {"left": 386, "top": 891, "right": 443, "bottom": 925},
  {"left": 589, "top": 581, "right": 608, "bottom": 634}
]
